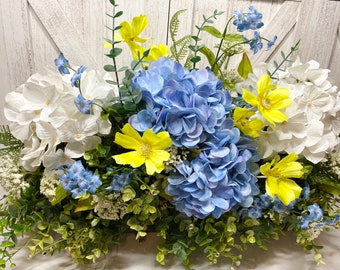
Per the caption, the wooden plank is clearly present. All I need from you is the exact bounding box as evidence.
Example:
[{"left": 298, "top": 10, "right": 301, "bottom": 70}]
[
  {"left": 28, "top": 0, "right": 99, "bottom": 69},
  {"left": 293, "top": 0, "right": 340, "bottom": 68},
  {"left": 0, "top": 0, "right": 32, "bottom": 123},
  {"left": 28, "top": 4, "right": 59, "bottom": 72},
  {"left": 251, "top": 1, "right": 301, "bottom": 63}
]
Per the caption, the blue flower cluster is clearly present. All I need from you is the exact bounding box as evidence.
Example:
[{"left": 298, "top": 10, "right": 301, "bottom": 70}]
[
  {"left": 233, "top": 6, "right": 264, "bottom": 32},
  {"left": 232, "top": 6, "right": 277, "bottom": 54},
  {"left": 60, "top": 161, "right": 102, "bottom": 198},
  {"left": 107, "top": 171, "right": 132, "bottom": 192},
  {"left": 240, "top": 194, "right": 296, "bottom": 219},
  {"left": 130, "top": 57, "right": 232, "bottom": 148},
  {"left": 299, "top": 203, "right": 324, "bottom": 229}
]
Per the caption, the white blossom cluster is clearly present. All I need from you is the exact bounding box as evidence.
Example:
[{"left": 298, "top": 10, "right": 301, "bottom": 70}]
[
  {"left": 164, "top": 146, "right": 190, "bottom": 173},
  {"left": 327, "top": 152, "right": 340, "bottom": 179},
  {"left": 237, "top": 59, "right": 340, "bottom": 164},
  {"left": 40, "top": 170, "right": 62, "bottom": 201},
  {"left": 92, "top": 194, "right": 127, "bottom": 220},
  {"left": 0, "top": 155, "right": 28, "bottom": 199},
  {"left": 4, "top": 67, "right": 118, "bottom": 172}
]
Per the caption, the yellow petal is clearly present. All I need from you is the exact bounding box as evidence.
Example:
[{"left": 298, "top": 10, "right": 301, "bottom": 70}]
[
  {"left": 277, "top": 178, "right": 302, "bottom": 205},
  {"left": 242, "top": 89, "right": 258, "bottom": 107},
  {"left": 265, "top": 176, "right": 278, "bottom": 198},
  {"left": 144, "top": 151, "right": 169, "bottom": 175},
  {"left": 121, "top": 124, "right": 143, "bottom": 142},
  {"left": 131, "top": 15, "right": 149, "bottom": 38},
  {"left": 143, "top": 130, "right": 172, "bottom": 149},
  {"left": 257, "top": 74, "right": 275, "bottom": 97},
  {"left": 113, "top": 151, "right": 145, "bottom": 168},
  {"left": 114, "top": 132, "right": 141, "bottom": 150},
  {"left": 261, "top": 109, "right": 288, "bottom": 125}
]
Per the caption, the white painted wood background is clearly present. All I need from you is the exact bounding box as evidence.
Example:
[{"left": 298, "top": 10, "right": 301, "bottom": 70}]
[{"left": 0, "top": 0, "right": 339, "bottom": 123}]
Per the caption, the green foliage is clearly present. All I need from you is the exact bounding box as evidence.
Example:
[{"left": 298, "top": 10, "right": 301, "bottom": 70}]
[
  {"left": 269, "top": 40, "right": 300, "bottom": 79},
  {"left": 0, "top": 125, "right": 23, "bottom": 159},
  {"left": 169, "top": 9, "right": 192, "bottom": 63},
  {"left": 237, "top": 52, "right": 253, "bottom": 79}
]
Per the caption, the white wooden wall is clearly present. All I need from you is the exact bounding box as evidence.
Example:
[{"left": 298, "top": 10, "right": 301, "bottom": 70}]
[{"left": 1, "top": 0, "right": 339, "bottom": 123}]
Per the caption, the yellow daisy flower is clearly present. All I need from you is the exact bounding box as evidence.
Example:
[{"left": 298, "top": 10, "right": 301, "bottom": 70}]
[
  {"left": 242, "top": 74, "right": 291, "bottom": 126},
  {"left": 112, "top": 124, "right": 172, "bottom": 175},
  {"left": 260, "top": 153, "right": 304, "bottom": 205}
]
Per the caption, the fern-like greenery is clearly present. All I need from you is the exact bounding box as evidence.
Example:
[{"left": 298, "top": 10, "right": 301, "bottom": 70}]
[
  {"left": 169, "top": 9, "right": 191, "bottom": 63},
  {"left": 0, "top": 125, "right": 23, "bottom": 159}
]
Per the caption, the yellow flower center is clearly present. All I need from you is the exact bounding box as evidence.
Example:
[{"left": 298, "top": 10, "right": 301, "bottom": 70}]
[
  {"left": 76, "top": 133, "right": 83, "bottom": 139},
  {"left": 306, "top": 100, "right": 312, "bottom": 107},
  {"left": 139, "top": 143, "right": 151, "bottom": 158},
  {"left": 45, "top": 99, "right": 51, "bottom": 105},
  {"left": 260, "top": 97, "right": 271, "bottom": 109}
]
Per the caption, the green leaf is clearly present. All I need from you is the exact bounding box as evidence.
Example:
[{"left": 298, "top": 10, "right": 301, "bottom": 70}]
[
  {"left": 51, "top": 185, "right": 69, "bottom": 206},
  {"left": 237, "top": 53, "right": 253, "bottom": 79},
  {"left": 105, "top": 48, "right": 123, "bottom": 59},
  {"left": 103, "top": 64, "right": 116, "bottom": 72},
  {"left": 190, "top": 55, "right": 201, "bottom": 64},
  {"left": 0, "top": 241, "right": 15, "bottom": 248},
  {"left": 74, "top": 197, "right": 94, "bottom": 213},
  {"left": 223, "top": 33, "right": 244, "bottom": 43},
  {"left": 198, "top": 46, "right": 218, "bottom": 75},
  {"left": 203, "top": 25, "right": 222, "bottom": 38}
]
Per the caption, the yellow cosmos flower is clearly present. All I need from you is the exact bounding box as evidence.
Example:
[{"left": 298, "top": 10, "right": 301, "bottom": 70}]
[
  {"left": 105, "top": 15, "right": 150, "bottom": 58},
  {"left": 129, "top": 43, "right": 170, "bottom": 61},
  {"left": 233, "top": 107, "right": 264, "bottom": 138},
  {"left": 260, "top": 153, "right": 304, "bottom": 206},
  {"left": 144, "top": 43, "right": 170, "bottom": 61},
  {"left": 112, "top": 124, "right": 172, "bottom": 175},
  {"left": 242, "top": 74, "right": 291, "bottom": 126}
]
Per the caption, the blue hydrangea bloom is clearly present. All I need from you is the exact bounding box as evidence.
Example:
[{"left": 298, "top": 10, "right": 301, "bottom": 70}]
[
  {"left": 54, "top": 53, "right": 70, "bottom": 75},
  {"left": 74, "top": 93, "right": 92, "bottom": 114},
  {"left": 130, "top": 57, "right": 232, "bottom": 148},
  {"left": 166, "top": 140, "right": 259, "bottom": 219},
  {"left": 60, "top": 161, "right": 102, "bottom": 198},
  {"left": 71, "top": 65, "right": 87, "bottom": 87}
]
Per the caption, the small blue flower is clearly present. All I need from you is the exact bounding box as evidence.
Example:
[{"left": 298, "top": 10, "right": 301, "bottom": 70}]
[
  {"left": 247, "top": 207, "right": 262, "bottom": 219},
  {"left": 54, "top": 53, "right": 70, "bottom": 74},
  {"left": 299, "top": 203, "right": 324, "bottom": 229},
  {"left": 59, "top": 161, "right": 102, "bottom": 198},
  {"left": 233, "top": 6, "right": 264, "bottom": 32},
  {"left": 272, "top": 198, "right": 287, "bottom": 213},
  {"left": 266, "top": 35, "right": 277, "bottom": 50},
  {"left": 244, "top": 31, "right": 263, "bottom": 54},
  {"left": 108, "top": 172, "right": 132, "bottom": 192},
  {"left": 246, "top": 6, "right": 264, "bottom": 30},
  {"left": 71, "top": 66, "right": 87, "bottom": 87},
  {"left": 74, "top": 94, "right": 92, "bottom": 114}
]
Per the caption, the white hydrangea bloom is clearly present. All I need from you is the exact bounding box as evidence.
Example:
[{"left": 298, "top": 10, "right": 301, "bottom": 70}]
[
  {"left": 4, "top": 67, "right": 118, "bottom": 171},
  {"left": 236, "top": 58, "right": 339, "bottom": 163}
]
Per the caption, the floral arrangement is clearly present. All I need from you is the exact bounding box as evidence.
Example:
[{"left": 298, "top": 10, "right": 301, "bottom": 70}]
[{"left": 0, "top": 1, "right": 339, "bottom": 269}]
